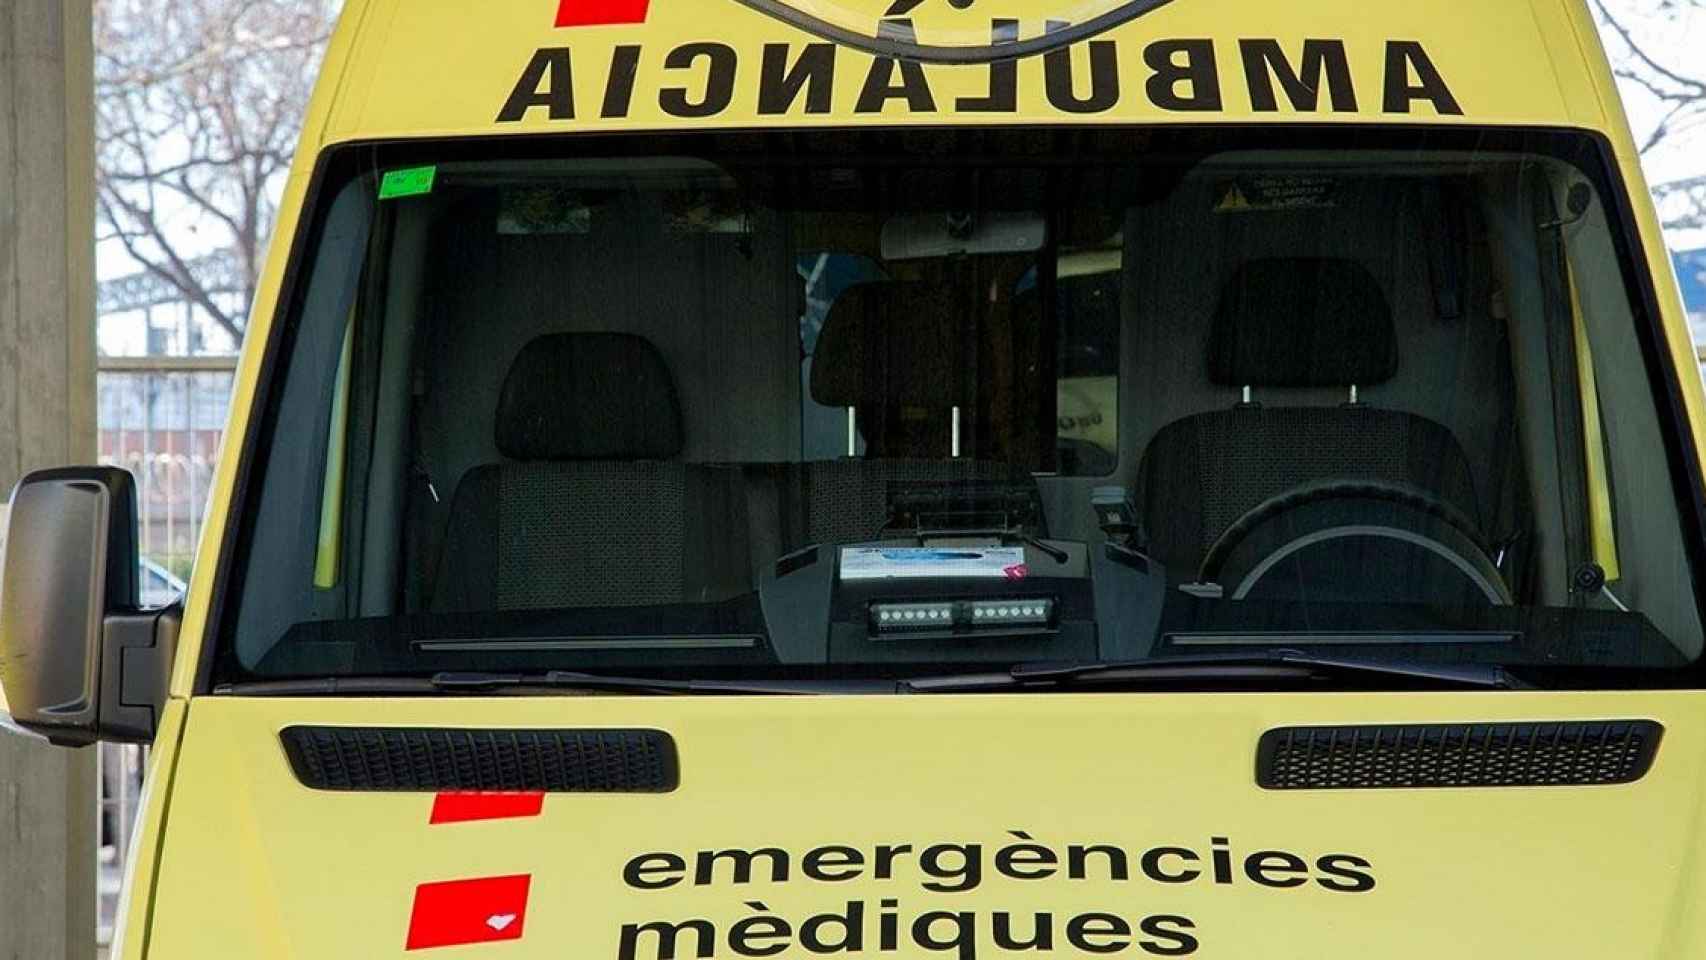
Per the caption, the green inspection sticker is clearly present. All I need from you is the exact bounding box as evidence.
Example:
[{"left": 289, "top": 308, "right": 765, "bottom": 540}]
[{"left": 379, "top": 165, "right": 437, "bottom": 200}]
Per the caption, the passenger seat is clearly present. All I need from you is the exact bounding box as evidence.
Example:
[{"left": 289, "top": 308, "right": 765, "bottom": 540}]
[
  {"left": 430, "top": 333, "right": 749, "bottom": 611},
  {"left": 782, "top": 280, "right": 1044, "bottom": 549}
]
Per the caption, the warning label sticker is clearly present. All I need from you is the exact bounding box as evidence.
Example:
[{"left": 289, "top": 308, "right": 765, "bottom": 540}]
[{"left": 1215, "top": 175, "right": 1338, "bottom": 213}]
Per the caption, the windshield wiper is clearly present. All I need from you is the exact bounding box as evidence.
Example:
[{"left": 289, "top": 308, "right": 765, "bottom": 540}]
[
  {"left": 218, "top": 671, "right": 880, "bottom": 695},
  {"left": 216, "top": 652, "right": 1531, "bottom": 697},
  {"left": 901, "top": 650, "right": 1534, "bottom": 692},
  {"left": 455, "top": 670, "right": 888, "bottom": 695},
  {"left": 217, "top": 670, "right": 886, "bottom": 697}
]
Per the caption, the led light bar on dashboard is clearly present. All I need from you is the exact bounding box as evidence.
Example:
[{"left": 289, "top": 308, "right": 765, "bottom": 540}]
[{"left": 870, "top": 598, "right": 1055, "bottom": 633}]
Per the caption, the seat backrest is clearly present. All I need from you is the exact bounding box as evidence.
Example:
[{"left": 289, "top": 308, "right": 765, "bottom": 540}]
[
  {"left": 1136, "top": 257, "right": 1482, "bottom": 575},
  {"left": 783, "top": 281, "right": 1044, "bottom": 551},
  {"left": 1205, "top": 258, "right": 1398, "bottom": 390},
  {"left": 812, "top": 280, "right": 974, "bottom": 458},
  {"left": 430, "top": 333, "right": 749, "bottom": 611}
]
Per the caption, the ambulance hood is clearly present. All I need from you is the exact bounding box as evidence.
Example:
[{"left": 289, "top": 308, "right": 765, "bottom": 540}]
[{"left": 143, "top": 691, "right": 1706, "bottom": 957}]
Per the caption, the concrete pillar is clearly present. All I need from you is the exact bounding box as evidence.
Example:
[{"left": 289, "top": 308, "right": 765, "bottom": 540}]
[{"left": 0, "top": 2, "right": 99, "bottom": 958}]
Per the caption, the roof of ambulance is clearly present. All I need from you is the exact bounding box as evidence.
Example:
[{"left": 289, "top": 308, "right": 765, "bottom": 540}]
[{"left": 306, "top": 0, "right": 1623, "bottom": 148}]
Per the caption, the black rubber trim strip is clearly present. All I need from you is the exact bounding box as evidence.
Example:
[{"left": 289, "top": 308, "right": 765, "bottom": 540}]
[{"left": 728, "top": 0, "right": 1177, "bottom": 64}]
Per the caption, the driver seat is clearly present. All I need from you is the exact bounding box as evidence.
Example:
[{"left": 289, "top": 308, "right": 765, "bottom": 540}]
[{"left": 1136, "top": 258, "right": 1490, "bottom": 598}]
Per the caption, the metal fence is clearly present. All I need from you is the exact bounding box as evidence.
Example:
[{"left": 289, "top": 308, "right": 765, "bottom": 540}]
[
  {"left": 94, "top": 354, "right": 236, "bottom": 947},
  {"left": 97, "top": 356, "right": 237, "bottom": 583}
]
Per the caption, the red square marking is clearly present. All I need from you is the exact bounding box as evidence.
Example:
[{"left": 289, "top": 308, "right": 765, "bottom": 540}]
[
  {"left": 556, "top": 0, "right": 651, "bottom": 27},
  {"left": 429, "top": 792, "right": 544, "bottom": 824},
  {"left": 405, "top": 874, "right": 532, "bottom": 951}
]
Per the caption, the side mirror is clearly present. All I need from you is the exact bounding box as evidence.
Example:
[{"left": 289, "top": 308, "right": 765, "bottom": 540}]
[{"left": 0, "top": 467, "right": 178, "bottom": 746}]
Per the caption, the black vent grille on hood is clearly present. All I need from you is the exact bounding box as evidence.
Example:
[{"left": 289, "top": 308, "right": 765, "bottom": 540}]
[
  {"left": 1256, "top": 720, "right": 1661, "bottom": 790},
  {"left": 280, "top": 726, "right": 678, "bottom": 792}
]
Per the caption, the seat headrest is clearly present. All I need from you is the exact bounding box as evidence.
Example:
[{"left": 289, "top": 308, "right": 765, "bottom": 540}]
[
  {"left": 495, "top": 333, "right": 684, "bottom": 461},
  {"left": 1208, "top": 258, "right": 1397, "bottom": 388},
  {"left": 811, "top": 282, "right": 972, "bottom": 408}
]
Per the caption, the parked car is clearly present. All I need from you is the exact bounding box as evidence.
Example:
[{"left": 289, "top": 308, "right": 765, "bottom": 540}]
[{"left": 137, "top": 558, "right": 186, "bottom": 610}]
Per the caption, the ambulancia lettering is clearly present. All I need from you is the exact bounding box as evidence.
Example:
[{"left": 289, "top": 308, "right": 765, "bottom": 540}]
[{"left": 497, "top": 35, "right": 1462, "bottom": 122}]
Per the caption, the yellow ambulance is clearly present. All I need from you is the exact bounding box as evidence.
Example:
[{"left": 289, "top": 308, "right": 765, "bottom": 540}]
[{"left": 5, "top": 0, "right": 1706, "bottom": 956}]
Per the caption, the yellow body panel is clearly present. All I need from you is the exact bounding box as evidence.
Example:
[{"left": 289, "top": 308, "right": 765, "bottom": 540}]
[
  {"left": 1570, "top": 269, "right": 1622, "bottom": 581},
  {"left": 144, "top": 692, "right": 1706, "bottom": 958},
  {"left": 108, "top": 698, "right": 187, "bottom": 960},
  {"left": 134, "top": 0, "right": 1706, "bottom": 956},
  {"left": 170, "top": 0, "right": 1702, "bottom": 698},
  {"left": 329, "top": 0, "right": 1569, "bottom": 137}
]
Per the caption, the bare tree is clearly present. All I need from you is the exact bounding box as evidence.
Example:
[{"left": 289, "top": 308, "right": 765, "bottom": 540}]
[
  {"left": 1593, "top": 0, "right": 1706, "bottom": 234},
  {"left": 1594, "top": 0, "right": 1706, "bottom": 154},
  {"left": 95, "top": 0, "right": 336, "bottom": 344}
]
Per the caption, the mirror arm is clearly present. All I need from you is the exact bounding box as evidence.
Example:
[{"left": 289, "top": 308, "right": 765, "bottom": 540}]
[{"left": 97, "top": 604, "right": 181, "bottom": 745}]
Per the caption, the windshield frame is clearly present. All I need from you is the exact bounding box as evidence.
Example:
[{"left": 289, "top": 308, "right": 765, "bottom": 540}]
[{"left": 194, "top": 123, "right": 1706, "bottom": 693}]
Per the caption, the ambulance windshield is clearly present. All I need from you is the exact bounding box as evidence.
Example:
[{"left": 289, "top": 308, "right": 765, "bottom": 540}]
[{"left": 215, "top": 127, "right": 1704, "bottom": 688}]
